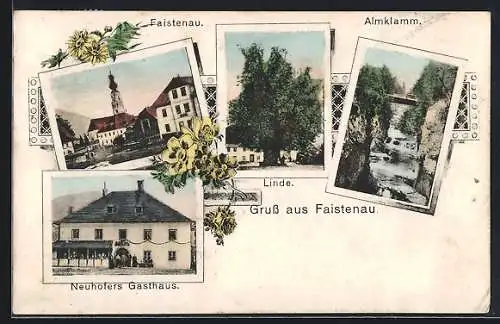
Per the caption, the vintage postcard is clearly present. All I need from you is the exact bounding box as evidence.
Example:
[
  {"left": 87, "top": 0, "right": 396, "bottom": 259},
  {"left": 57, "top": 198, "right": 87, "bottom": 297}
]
[
  {"left": 216, "top": 23, "right": 332, "bottom": 177},
  {"left": 326, "top": 37, "right": 466, "bottom": 214},
  {"left": 39, "top": 38, "right": 210, "bottom": 171},
  {"left": 13, "top": 11, "right": 490, "bottom": 315},
  {"left": 42, "top": 171, "right": 204, "bottom": 283}
]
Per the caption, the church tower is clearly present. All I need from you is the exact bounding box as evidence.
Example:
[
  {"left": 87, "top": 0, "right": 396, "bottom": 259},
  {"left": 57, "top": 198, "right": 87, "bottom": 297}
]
[{"left": 108, "top": 71, "right": 126, "bottom": 115}]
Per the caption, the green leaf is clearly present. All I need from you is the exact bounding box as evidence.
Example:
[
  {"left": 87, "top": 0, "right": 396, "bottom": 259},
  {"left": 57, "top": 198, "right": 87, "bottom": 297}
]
[
  {"left": 106, "top": 21, "right": 141, "bottom": 61},
  {"left": 127, "top": 43, "right": 141, "bottom": 50}
]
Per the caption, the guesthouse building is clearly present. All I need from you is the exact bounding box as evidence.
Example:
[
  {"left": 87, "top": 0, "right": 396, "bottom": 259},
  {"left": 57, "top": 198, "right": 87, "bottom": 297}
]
[{"left": 52, "top": 180, "right": 196, "bottom": 271}]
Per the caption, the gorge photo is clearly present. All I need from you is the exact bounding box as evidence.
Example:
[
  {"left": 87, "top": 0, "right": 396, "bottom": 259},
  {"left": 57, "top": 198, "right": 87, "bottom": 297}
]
[
  {"left": 217, "top": 24, "right": 332, "bottom": 176},
  {"left": 327, "top": 38, "right": 465, "bottom": 214}
]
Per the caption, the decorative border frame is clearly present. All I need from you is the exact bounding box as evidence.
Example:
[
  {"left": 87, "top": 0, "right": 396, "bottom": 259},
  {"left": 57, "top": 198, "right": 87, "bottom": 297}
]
[
  {"left": 28, "top": 77, "right": 53, "bottom": 146},
  {"left": 326, "top": 37, "right": 467, "bottom": 215},
  {"left": 452, "top": 72, "right": 480, "bottom": 141},
  {"left": 330, "top": 72, "right": 480, "bottom": 144},
  {"left": 200, "top": 75, "right": 217, "bottom": 119}
]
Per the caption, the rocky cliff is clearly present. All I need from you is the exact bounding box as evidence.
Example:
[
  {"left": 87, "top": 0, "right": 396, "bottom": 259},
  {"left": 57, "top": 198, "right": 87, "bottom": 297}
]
[
  {"left": 414, "top": 99, "right": 449, "bottom": 200},
  {"left": 335, "top": 111, "right": 386, "bottom": 194}
]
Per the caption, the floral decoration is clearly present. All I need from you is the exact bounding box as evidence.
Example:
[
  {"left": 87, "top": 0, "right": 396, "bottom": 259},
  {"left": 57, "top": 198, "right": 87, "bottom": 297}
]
[
  {"left": 152, "top": 116, "right": 241, "bottom": 246},
  {"left": 41, "top": 21, "right": 142, "bottom": 68}
]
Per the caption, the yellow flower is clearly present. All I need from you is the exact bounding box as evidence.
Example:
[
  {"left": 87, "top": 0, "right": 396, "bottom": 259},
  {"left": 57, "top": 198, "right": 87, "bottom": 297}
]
[
  {"left": 67, "top": 30, "right": 92, "bottom": 59},
  {"left": 210, "top": 154, "right": 238, "bottom": 181},
  {"left": 80, "top": 37, "right": 109, "bottom": 65},
  {"left": 204, "top": 206, "right": 237, "bottom": 245},
  {"left": 161, "top": 134, "right": 198, "bottom": 175},
  {"left": 182, "top": 117, "right": 219, "bottom": 144}
]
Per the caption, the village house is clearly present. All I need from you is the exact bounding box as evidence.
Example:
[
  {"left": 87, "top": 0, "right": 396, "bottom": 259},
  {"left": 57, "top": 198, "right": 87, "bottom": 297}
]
[
  {"left": 133, "top": 106, "right": 161, "bottom": 140},
  {"left": 52, "top": 180, "right": 196, "bottom": 271},
  {"left": 226, "top": 144, "right": 263, "bottom": 166},
  {"left": 150, "top": 76, "right": 202, "bottom": 139}
]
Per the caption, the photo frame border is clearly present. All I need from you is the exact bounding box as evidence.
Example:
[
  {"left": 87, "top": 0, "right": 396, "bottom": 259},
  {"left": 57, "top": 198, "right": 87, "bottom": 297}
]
[
  {"left": 41, "top": 170, "right": 205, "bottom": 284},
  {"left": 38, "top": 38, "right": 210, "bottom": 171},
  {"left": 216, "top": 23, "right": 333, "bottom": 178},
  {"left": 326, "top": 37, "right": 467, "bottom": 215}
]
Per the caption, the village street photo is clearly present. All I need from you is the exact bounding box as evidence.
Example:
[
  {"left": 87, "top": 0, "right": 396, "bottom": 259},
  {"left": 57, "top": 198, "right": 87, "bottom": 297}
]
[
  {"left": 216, "top": 24, "right": 332, "bottom": 176},
  {"left": 42, "top": 171, "right": 203, "bottom": 283},
  {"left": 327, "top": 38, "right": 465, "bottom": 214},
  {"left": 39, "top": 39, "right": 209, "bottom": 170}
]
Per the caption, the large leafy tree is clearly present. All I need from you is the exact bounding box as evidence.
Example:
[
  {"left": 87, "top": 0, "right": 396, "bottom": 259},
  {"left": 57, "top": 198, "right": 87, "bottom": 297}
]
[
  {"left": 398, "top": 61, "right": 458, "bottom": 137},
  {"left": 228, "top": 43, "right": 323, "bottom": 166}
]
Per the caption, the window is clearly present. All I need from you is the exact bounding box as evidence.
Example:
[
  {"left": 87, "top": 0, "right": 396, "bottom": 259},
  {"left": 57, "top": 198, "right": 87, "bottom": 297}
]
[
  {"left": 106, "top": 205, "right": 115, "bottom": 214},
  {"left": 135, "top": 206, "right": 143, "bottom": 215},
  {"left": 118, "top": 229, "right": 127, "bottom": 240},
  {"left": 179, "top": 121, "right": 184, "bottom": 129},
  {"left": 250, "top": 154, "right": 255, "bottom": 162},
  {"left": 143, "top": 250, "right": 152, "bottom": 261},
  {"left": 95, "top": 229, "right": 103, "bottom": 240},
  {"left": 183, "top": 103, "right": 190, "bottom": 113},
  {"left": 175, "top": 105, "right": 181, "bottom": 114},
  {"left": 172, "top": 89, "right": 178, "bottom": 99},
  {"left": 168, "top": 251, "right": 177, "bottom": 261},
  {"left": 168, "top": 229, "right": 177, "bottom": 241},
  {"left": 180, "top": 86, "right": 187, "bottom": 96},
  {"left": 187, "top": 119, "right": 192, "bottom": 129},
  {"left": 162, "top": 109, "right": 168, "bottom": 117},
  {"left": 233, "top": 147, "right": 237, "bottom": 152},
  {"left": 165, "top": 124, "right": 171, "bottom": 133},
  {"left": 143, "top": 229, "right": 152, "bottom": 241},
  {"left": 71, "top": 229, "right": 79, "bottom": 239}
]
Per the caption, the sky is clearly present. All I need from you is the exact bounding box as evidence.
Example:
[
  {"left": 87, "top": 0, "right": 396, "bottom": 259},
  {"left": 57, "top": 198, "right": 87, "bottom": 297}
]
[
  {"left": 50, "top": 48, "right": 193, "bottom": 121},
  {"left": 362, "top": 47, "right": 431, "bottom": 92},
  {"left": 224, "top": 31, "right": 326, "bottom": 101},
  {"left": 51, "top": 174, "right": 198, "bottom": 220}
]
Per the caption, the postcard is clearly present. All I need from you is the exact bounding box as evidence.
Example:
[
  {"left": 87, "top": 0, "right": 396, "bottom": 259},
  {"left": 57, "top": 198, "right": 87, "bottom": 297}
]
[
  {"left": 13, "top": 11, "right": 490, "bottom": 315},
  {"left": 326, "top": 37, "right": 466, "bottom": 214},
  {"left": 216, "top": 23, "right": 333, "bottom": 177},
  {"left": 39, "top": 38, "right": 210, "bottom": 171}
]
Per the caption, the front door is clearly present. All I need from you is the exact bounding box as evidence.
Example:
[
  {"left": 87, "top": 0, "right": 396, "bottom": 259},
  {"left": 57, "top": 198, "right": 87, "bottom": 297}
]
[{"left": 114, "top": 248, "right": 131, "bottom": 267}]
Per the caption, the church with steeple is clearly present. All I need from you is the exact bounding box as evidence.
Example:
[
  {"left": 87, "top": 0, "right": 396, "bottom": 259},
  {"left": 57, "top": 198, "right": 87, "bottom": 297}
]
[{"left": 86, "top": 71, "right": 137, "bottom": 146}]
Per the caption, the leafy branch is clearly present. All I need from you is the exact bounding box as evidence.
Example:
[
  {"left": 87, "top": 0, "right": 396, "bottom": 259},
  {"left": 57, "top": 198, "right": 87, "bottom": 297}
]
[{"left": 40, "top": 21, "right": 142, "bottom": 68}]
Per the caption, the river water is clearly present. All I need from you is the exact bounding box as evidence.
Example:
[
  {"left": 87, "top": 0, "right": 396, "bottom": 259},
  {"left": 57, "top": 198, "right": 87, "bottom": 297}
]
[{"left": 367, "top": 98, "right": 428, "bottom": 205}]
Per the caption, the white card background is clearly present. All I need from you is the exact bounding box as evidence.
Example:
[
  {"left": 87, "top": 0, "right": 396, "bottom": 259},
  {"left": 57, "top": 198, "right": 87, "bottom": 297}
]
[{"left": 12, "top": 11, "right": 490, "bottom": 314}]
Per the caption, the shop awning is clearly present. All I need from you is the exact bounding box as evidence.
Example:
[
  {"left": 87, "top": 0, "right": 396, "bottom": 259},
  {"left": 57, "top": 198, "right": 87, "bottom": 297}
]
[{"left": 52, "top": 240, "right": 113, "bottom": 249}]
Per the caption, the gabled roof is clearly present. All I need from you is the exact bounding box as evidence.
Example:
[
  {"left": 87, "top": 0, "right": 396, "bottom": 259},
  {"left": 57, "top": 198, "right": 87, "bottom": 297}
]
[
  {"left": 138, "top": 106, "right": 157, "bottom": 119},
  {"left": 54, "top": 190, "right": 193, "bottom": 224},
  {"left": 150, "top": 76, "right": 194, "bottom": 109},
  {"left": 87, "top": 113, "right": 137, "bottom": 133}
]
